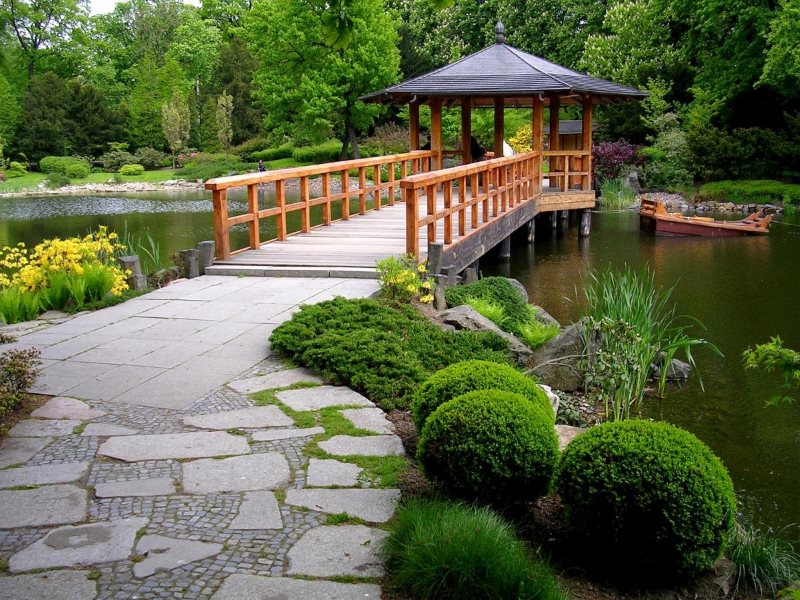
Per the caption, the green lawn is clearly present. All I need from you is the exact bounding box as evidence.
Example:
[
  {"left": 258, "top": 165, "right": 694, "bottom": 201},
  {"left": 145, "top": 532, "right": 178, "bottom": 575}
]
[{"left": 0, "top": 169, "right": 187, "bottom": 194}]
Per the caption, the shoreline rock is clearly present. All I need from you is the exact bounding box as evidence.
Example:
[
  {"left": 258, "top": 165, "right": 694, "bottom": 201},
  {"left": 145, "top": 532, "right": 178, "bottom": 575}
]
[{"left": 635, "top": 192, "right": 783, "bottom": 215}]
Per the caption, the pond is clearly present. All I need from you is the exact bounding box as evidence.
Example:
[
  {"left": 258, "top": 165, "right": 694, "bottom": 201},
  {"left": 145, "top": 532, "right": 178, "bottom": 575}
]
[
  {"left": 483, "top": 209, "right": 800, "bottom": 538},
  {"left": 2, "top": 192, "right": 799, "bottom": 536}
]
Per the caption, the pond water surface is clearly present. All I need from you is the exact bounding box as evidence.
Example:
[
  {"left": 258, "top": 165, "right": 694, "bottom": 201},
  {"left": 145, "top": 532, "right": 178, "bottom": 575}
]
[{"left": 2, "top": 193, "right": 799, "bottom": 535}]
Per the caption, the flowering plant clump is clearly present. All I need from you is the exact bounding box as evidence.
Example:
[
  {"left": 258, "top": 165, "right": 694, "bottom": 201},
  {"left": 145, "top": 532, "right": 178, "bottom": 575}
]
[
  {"left": 0, "top": 227, "right": 130, "bottom": 324},
  {"left": 376, "top": 254, "right": 435, "bottom": 304}
]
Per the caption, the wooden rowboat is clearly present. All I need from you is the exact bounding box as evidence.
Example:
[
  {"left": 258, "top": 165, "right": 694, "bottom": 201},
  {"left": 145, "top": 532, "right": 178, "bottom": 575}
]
[{"left": 639, "top": 199, "right": 771, "bottom": 237}]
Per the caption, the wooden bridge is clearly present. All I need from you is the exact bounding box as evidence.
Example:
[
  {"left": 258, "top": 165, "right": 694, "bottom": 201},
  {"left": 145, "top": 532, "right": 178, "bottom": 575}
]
[{"left": 204, "top": 148, "right": 595, "bottom": 279}]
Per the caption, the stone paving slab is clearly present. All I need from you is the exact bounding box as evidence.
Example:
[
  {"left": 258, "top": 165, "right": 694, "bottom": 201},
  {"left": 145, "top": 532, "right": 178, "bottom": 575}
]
[
  {"left": 306, "top": 458, "right": 363, "bottom": 487},
  {"left": 111, "top": 367, "right": 235, "bottom": 410},
  {"left": 31, "top": 397, "right": 106, "bottom": 420},
  {"left": 80, "top": 423, "right": 138, "bottom": 437},
  {"left": 8, "top": 419, "right": 81, "bottom": 437},
  {"left": 211, "top": 575, "right": 382, "bottom": 600},
  {"left": 340, "top": 407, "right": 395, "bottom": 434},
  {"left": 133, "top": 535, "right": 223, "bottom": 578},
  {"left": 95, "top": 477, "right": 176, "bottom": 498},
  {"left": 98, "top": 431, "right": 251, "bottom": 462},
  {"left": 0, "top": 570, "right": 97, "bottom": 600},
  {"left": 319, "top": 435, "right": 405, "bottom": 457},
  {"left": 182, "top": 453, "right": 289, "bottom": 493},
  {"left": 0, "top": 484, "right": 87, "bottom": 528},
  {"left": 555, "top": 424, "right": 587, "bottom": 451},
  {"left": 251, "top": 426, "right": 324, "bottom": 441},
  {"left": 0, "top": 437, "right": 52, "bottom": 468},
  {"left": 286, "top": 525, "right": 388, "bottom": 577},
  {"left": 183, "top": 406, "right": 293, "bottom": 430},
  {"left": 227, "top": 368, "right": 325, "bottom": 394},
  {"left": 276, "top": 386, "right": 374, "bottom": 411},
  {"left": 228, "top": 491, "right": 283, "bottom": 530},
  {"left": 9, "top": 517, "right": 148, "bottom": 572},
  {"left": 0, "top": 462, "right": 89, "bottom": 489},
  {"left": 285, "top": 489, "right": 400, "bottom": 522},
  {"left": 66, "top": 364, "right": 166, "bottom": 402}
]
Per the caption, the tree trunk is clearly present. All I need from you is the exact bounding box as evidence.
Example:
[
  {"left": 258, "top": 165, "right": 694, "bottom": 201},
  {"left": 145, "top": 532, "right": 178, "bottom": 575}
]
[
  {"left": 339, "top": 136, "right": 350, "bottom": 161},
  {"left": 348, "top": 125, "right": 360, "bottom": 160}
]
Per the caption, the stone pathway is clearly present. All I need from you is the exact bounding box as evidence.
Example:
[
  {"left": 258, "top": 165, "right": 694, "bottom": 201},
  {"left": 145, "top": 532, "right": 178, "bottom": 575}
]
[{"left": 0, "top": 276, "right": 409, "bottom": 599}]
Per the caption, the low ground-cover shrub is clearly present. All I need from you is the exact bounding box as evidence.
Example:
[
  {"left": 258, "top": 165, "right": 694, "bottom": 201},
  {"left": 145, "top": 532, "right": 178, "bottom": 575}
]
[
  {"left": 45, "top": 172, "right": 71, "bottom": 188},
  {"left": 39, "top": 156, "right": 90, "bottom": 176},
  {"left": 0, "top": 334, "right": 41, "bottom": 432},
  {"left": 291, "top": 140, "right": 342, "bottom": 163},
  {"left": 727, "top": 522, "right": 800, "bottom": 596},
  {"left": 269, "top": 298, "right": 510, "bottom": 409},
  {"left": 231, "top": 137, "right": 271, "bottom": 161},
  {"left": 134, "top": 147, "right": 168, "bottom": 169},
  {"left": 119, "top": 164, "right": 145, "bottom": 176},
  {"left": 697, "top": 180, "right": 800, "bottom": 205},
  {"left": 98, "top": 150, "right": 137, "bottom": 172},
  {"left": 251, "top": 143, "right": 295, "bottom": 162},
  {"left": 418, "top": 390, "right": 558, "bottom": 500},
  {"left": 412, "top": 359, "right": 552, "bottom": 430},
  {"left": 382, "top": 498, "right": 565, "bottom": 600},
  {"left": 556, "top": 420, "right": 736, "bottom": 580},
  {"left": 178, "top": 153, "right": 256, "bottom": 179}
]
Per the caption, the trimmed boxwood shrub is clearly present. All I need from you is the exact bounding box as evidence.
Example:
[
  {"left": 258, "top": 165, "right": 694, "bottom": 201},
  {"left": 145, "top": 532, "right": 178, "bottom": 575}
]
[
  {"left": 251, "top": 143, "right": 295, "bottom": 162},
  {"left": 291, "top": 140, "right": 342, "bottom": 163},
  {"left": 269, "top": 298, "right": 510, "bottom": 410},
  {"left": 119, "top": 164, "right": 145, "bottom": 176},
  {"left": 65, "top": 163, "right": 90, "bottom": 179},
  {"left": 412, "top": 359, "right": 552, "bottom": 430},
  {"left": 556, "top": 420, "right": 737, "bottom": 580},
  {"left": 382, "top": 498, "right": 566, "bottom": 600},
  {"left": 39, "top": 156, "right": 90, "bottom": 175},
  {"left": 418, "top": 390, "right": 558, "bottom": 500}
]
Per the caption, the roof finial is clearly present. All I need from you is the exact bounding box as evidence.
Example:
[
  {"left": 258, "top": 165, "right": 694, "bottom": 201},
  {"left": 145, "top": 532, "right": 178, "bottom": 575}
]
[{"left": 495, "top": 20, "right": 506, "bottom": 44}]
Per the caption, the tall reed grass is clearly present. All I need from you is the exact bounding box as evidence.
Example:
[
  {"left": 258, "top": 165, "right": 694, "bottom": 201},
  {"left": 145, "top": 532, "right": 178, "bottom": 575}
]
[
  {"left": 582, "top": 265, "right": 716, "bottom": 420},
  {"left": 598, "top": 177, "right": 637, "bottom": 209},
  {"left": 727, "top": 522, "right": 800, "bottom": 596},
  {"left": 120, "top": 224, "right": 164, "bottom": 275}
]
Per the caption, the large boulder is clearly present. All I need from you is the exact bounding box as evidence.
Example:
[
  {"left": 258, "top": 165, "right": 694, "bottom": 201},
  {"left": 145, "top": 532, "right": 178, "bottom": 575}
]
[
  {"left": 531, "top": 305, "right": 560, "bottom": 328},
  {"left": 651, "top": 353, "right": 692, "bottom": 381},
  {"left": 504, "top": 278, "right": 528, "bottom": 303},
  {"left": 528, "top": 321, "right": 590, "bottom": 391},
  {"left": 439, "top": 305, "right": 533, "bottom": 366}
]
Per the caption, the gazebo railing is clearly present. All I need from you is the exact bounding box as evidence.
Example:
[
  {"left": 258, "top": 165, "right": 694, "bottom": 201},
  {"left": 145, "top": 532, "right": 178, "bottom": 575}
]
[
  {"left": 400, "top": 151, "right": 541, "bottom": 259},
  {"left": 543, "top": 150, "right": 591, "bottom": 191},
  {"left": 205, "top": 150, "right": 435, "bottom": 260}
]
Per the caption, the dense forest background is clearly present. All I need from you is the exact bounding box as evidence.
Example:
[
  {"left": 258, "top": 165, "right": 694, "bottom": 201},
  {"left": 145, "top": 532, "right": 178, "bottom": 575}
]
[{"left": 0, "top": 0, "right": 798, "bottom": 186}]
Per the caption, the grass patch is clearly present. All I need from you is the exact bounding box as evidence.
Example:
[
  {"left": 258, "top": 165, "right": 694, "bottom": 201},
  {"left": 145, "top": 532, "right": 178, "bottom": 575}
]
[
  {"left": 317, "top": 406, "right": 374, "bottom": 439},
  {"left": 72, "top": 423, "right": 87, "bottom": 435},
  {"left": 599, "top": 177, "right": 637, "bottom": 209},
  {"left": 8, "top": 484, "right": 38, "bottom": 491},
  {"left": 0, "top": 170, "right": 186, "bottom": 193},
  {"left": 251, "top": 382, "right": 322, "bottom": 429},
  {"left": 0, "top": 558, "right": 8, "bottom": 572},
  {"left": 728, "top": 522, "right": 800, "bottom": 596},
  {"left": 325, "top": 512, "right": 367, "bottom": 526},
  {"left": 63, "top": 289, "right": 151, "bottom": 314},
  {"left": 382, "top": 498, "right": 565, "bottom": 599},
  {"left": 697, "top": 179, "right": 800, "bottom": 205}
]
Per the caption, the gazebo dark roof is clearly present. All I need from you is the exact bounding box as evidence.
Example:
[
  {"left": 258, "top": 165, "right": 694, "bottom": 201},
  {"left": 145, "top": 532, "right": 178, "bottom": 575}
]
[{"left": 363, "top": 29, "right": 645, "bottom": 107}]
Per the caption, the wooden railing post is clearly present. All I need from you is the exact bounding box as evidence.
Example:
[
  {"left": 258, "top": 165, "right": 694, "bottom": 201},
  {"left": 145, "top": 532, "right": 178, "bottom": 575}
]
[
  {"left": 275, "top": 179, "right": 287, "bottom": 240},
  {"left": 300, "top": 176, "right": 310, "bottom": 233},
  {"left": 405, "top": 186, "right": 419, "bottom": 258},
  {"left": 247, "top": 184, "right": 260, "bottom": 249},
  {"left": 212, "top": 189, "right": 230, "bottom": 260},
  {"left": 340, "top": 170, "right": 350, "bottom": 220},
  {"left": 358, "top": 167, "right": 367, "bottom": 215},
  {"left": 322, "top": 173, "right": 331, "bottom": 225}
]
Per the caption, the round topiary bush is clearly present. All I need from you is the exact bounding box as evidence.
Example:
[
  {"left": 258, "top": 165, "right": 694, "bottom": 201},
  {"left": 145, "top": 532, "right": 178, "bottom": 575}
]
[
  {"left": 119, "top": 163, "right": 145, "bottom": 176},
  {"left": 65, "top": 162, "right": 90, "bottom": 179},
  {"left": 412, "top": 359, "right": 552, "bottom": 430},
  {"left": 556, "top": 420, "right": 736, "bottom": 580},
  {"left": 418, "top": 390, "right": 558, "bottom": 500}
]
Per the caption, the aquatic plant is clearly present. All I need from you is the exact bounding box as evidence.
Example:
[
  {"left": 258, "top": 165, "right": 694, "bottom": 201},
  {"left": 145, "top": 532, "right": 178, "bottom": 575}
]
[{"left": 727, "top": 521, "right": 800, "bottom": 596}]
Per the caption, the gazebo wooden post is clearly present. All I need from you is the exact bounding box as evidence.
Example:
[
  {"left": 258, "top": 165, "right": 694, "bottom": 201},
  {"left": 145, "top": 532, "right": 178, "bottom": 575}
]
[
  {"left": 494, "top": 96, "right": 504, "bottom": 157},
  {"left": 532, "top": 96, "right": 544, "bottom": 193},
  {"left": 409, "top": 101, "right": 420, "bottom": 151},
  {"left": 461, "top": 98, "right": 472, "bottom": 165},
  {"left": 549, "top": 95, "right": 560, "bottom": 188},
  {"left": 582, "top": 95, "right": 593, "bottom": 191},
  {"left": 430, "top": 98, "right": 443, "bottom": 170}
]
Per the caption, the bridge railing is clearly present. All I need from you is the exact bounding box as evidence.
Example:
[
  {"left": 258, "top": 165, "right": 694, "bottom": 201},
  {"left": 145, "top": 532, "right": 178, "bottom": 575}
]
[
  {"left": 543, "top": 149, "right": 591, "bottom": 191},
  {"left": 205, "top": 150, "right": 436, "bottom": 260},
  {"left": 399, "top": 151, "right": 541, "bottom": 260}
]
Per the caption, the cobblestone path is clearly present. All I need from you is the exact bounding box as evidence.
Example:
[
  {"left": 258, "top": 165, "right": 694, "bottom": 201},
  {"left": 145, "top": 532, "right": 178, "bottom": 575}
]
[{"left": 0, "top": 277, "right": 400, "bottom": 599}]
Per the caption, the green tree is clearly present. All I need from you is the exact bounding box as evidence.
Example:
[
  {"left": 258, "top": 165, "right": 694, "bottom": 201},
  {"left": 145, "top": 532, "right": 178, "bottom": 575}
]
[
  {"left": 0, "top": 0, "right": 88, "bottom": 79},
  {"left": 216, "top": 91, "right": 233, "bottom": 153},
  {"left": 246, "top": 0, "right": 399, "bottom": 158},
  {"left": 198, "top": 96, "right": 220, "bottom": 151},
  {"left": 127, "top": 55, "right": 188, "bottom": 149},
  {"left": 200, "top": 0, "right": 251, "bottom": 33},
  {"left": 760, "top": 0, "right": 800, "bottom": 92},
  {"left": 161, "top": 88, "right": 190, "bottom": 168},
  {"left": 65, "top": 79, "right": 127, "bottom": 157},
  {"left": 0, "top": 73, "right": 21, "bottom": 145},
  {"left": 13, "top": 72, "right": 70, "bottom": 160},
  {"left": 210, "top": 38, "right": 262, "bottom": 144}
]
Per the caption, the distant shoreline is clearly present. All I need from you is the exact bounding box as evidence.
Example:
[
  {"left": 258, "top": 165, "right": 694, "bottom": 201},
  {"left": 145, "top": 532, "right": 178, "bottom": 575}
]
[{"left": 0, "top": 179, "right": 207, "bottom": 199}]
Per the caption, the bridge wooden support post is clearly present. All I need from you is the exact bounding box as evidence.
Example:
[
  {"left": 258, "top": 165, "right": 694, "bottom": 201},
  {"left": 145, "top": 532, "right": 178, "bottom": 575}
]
[
  {"left": 527, "top": 218, "right": 536, "bottom": 243},
  {"left": 499, "top": 236, "right": 511, "bottom": 261},
  {"left": 427, "top": 242, "right": 443, "bottom": 275},
  {"left": 463, "top": 266, "right": 479, "bottom": 283},
  {"left": 550, "top": 211, "right": 558, "bottom": 229},
  {"left": 579, "top": 209, "right": 592, "bottom": 237},
  {"left": 560, "top": 210, "right": 569, "bottom": 226}
]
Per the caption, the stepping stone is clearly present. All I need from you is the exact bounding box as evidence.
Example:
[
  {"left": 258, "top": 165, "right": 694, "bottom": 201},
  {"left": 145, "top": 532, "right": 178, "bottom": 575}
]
[
  {"left": 31, "top": 397, "right": 106, "bottom": 420},
  {"left": 555, "top": 424, "right": 587, "bottom": 451},
  {"left": 319, "top": 435, "right": 405, "bottom": 457},
  {"left": 286, "top": 525, "right": 388, "bottom": 577},
  {"left": 211, "top": 574, "right": 382, "bottom": 600},
  {"left": 0, "top": 437, "right": 52, "bottom": 468},
  {"left": 80, "top": 423, "right": 138, "bottom": 437},
  {"left": 306, "top": 458, "right": 362, "bottom": 487},
  {"left": 95, "top": 478, "right": 176, "bottom": 498},
  {"left": 98, "top": 432, "right": 250, "bottom": 462},
  {"left": 0, "top": 484, "right": 87, "bottom": 528},
  {"left": 182, "top": 453, "right": 289, "bottom": 494},
  {"left": 276, "top": 386, "right": 373, "bottom": 411},
  {"left": 340, "top": 408, "right": 395, "bottom": 434},
  {"left": 8, "top": 419, "right": 81, "bottom": 437},
  {"left": 183, "top": 406, "right": 293, "bottom": 430},
  {"left": 229, "top": 491, "right": 283, "bottom": 529},
  {"left": 227, "top": 367, "right": 325, "bottom": 394},
  {"left": 0, "top": 462, "right": 89, "bottom": 489},
  {"left": 8, "top": 517, "right": 148, "bottom": 572},
  {"left": 251, "top": 427, "right": 324, "bottom": 442},
  {"left": 285, "top": 489, "right": 400, "bottom": 523},
  {"left": 0, "top": 570, "right": 97, "bottom": 600},
  {"left": 133, "top": 534, "right": 222, "bottom": 578}
]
